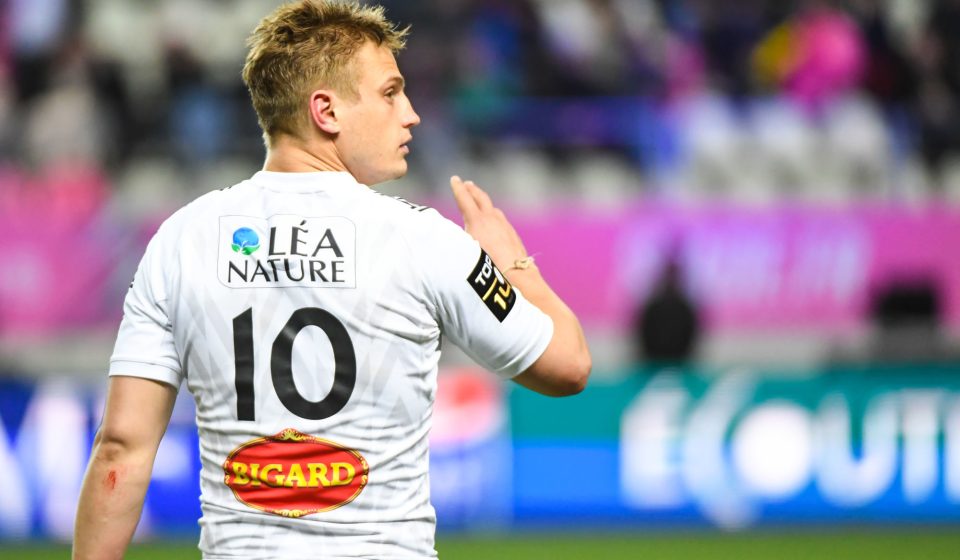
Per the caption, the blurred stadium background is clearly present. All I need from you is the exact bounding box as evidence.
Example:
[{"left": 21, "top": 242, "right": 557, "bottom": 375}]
[{"left": 3, "top": 0, "right": 960, "bottom": 557}]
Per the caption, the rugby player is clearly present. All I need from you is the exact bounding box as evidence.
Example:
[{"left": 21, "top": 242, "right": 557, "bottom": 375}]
[{"left": 73, "top": 1, "right": 590, "bottom": 558}]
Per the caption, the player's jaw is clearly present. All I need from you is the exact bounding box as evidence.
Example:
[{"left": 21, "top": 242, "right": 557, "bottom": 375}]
[
  {"left": 392, "top": 139, "right": 411, "bottom": 178},
  {"left": 351, "top": 137, "right": 412, "bottom": 185}
]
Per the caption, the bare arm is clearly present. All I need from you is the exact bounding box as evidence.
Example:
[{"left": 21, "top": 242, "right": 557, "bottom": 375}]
[
  {"left": 450, "top": 176, "right": 591, "bottom": 396},
  {"left": 73, "top": 376, "right": 177, "bottom": 560}
]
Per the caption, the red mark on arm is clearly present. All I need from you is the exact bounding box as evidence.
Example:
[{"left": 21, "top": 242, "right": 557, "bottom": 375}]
[{"left": 104, "top": 470, "right": 118, "bottom": 491}]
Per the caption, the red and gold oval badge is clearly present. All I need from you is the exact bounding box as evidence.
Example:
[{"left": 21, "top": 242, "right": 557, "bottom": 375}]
[{"left": 223, "top": 428, "right": 368, "bottom": 518}]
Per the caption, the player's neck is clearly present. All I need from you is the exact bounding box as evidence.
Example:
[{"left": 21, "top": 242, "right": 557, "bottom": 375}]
[{"left": 263, "top": 134, "right": 351, "bottom": 176}]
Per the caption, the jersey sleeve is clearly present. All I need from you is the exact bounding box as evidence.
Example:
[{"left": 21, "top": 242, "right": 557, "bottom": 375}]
[
  {"left": 414, "top": 212, "right": 554, "bottom": 379},
  {"left": 109, "top": 220, "right": 183, "bottom": 388}
]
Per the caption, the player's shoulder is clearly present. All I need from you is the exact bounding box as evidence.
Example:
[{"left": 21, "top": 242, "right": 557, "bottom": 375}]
[
  {"left": 361, "top": 187, "right": 463, "bottom": 238},
  {"left": 146, "top": 179, "right": 249, "bottom": 245},
  {"left": 188, "top": 177, "right": 254, "bottom": 212},
  {"left": 361, "top": 187, "right": 432, "bottom": 220}
]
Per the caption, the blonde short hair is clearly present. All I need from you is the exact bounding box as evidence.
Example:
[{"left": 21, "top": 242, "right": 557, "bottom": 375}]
[{"left": 242, "top": 0, "right": 408, "bottom": 143}]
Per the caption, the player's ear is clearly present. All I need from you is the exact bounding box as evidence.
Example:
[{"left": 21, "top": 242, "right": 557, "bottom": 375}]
[{"left": 309, "top": 90, "right": 340, "bottom": 135}]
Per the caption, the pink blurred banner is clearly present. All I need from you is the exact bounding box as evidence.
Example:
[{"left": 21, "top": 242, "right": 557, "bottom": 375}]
[
  {"left": 501, "top": 204, "right": 960, "bottom": 332},
  {"left": 4, "top": 195, "right": 960, "bottom": 335},
  {"left": 0, "top": 228, "right": 114, "bottom": 332},
  {"left": 0, "top": 164, "right": 120, "bottom": 334}
]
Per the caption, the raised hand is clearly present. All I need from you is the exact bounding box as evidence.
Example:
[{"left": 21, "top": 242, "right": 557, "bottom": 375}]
[{"left": 449, "top": 175, "right": 529, "bottom": 273}]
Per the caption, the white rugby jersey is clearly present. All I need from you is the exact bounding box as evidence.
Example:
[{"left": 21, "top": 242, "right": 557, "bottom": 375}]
[{"left": 109, "top": 171, "right": 553, "bottom": 559}]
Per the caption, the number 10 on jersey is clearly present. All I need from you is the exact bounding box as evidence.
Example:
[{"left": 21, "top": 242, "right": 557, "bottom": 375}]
[{"left": 232, "top": 307, "right": 357, "bottom": 421}]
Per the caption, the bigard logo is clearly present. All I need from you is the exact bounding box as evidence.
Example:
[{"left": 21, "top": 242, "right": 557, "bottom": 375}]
[
  {"left": 223, "top": 428, "right": 369, "bottom": 517},
  {"left": 219, "top": 215, "right": 357, "bottom": 288}
]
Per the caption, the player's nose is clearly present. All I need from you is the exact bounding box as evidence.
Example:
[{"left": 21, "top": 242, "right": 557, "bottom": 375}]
[{"left": 403, "top": 98, "right": 421, "bottom": 128}]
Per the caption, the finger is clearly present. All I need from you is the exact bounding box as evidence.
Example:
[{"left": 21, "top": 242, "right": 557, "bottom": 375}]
[
  {"left": 450, "top": 175, "right": 478, "bottom": 217},
  {"left": 465, "top": 180, "right": 494, "bottom": 211}
]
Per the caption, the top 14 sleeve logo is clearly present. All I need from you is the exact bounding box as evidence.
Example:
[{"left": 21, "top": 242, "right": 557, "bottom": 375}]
[
  {"left": 219, "top": 215, "right": 357, "bottom": 288},
  {"left": 468, "top": 250, "right": 516, "bottom": 322}
]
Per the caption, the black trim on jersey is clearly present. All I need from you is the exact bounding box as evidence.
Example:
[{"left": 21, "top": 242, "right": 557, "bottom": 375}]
[
  {"left": 369, "top": 189, "right": 432, "bottom": 212},
  {"left": 392, "top": 195, "right": 430, "bottom": 212}
]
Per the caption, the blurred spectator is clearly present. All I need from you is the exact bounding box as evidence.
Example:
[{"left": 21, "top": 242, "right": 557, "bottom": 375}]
[
  {"left": 530, "top": 0, "right": 665, "bottom": 96},
  {"left": 752, "top": 2, "right": 867, "bottom": 112},
  {"left": 22, "top": 37, "right": 113, "bottom": 169},
  {"left": 633, "top": 258, "right": 701, "bottom": 365},
  {"left": 909, "top": 0, "right": 960, "bottom": 186},
  {"left": 8, "top": 0, "right": 73, "bottom": 102},
  {"left": 164, "top": 42, "right": 231, "bottom": 166},
  {"left": 869, "top": 280, "right": 950, "bottom": 362},
  {"left": 692, "top": 0, "right": 779, "bottom": 98},
  {"left": 849, "top": 0, "right": 917, "bottom": 106}
]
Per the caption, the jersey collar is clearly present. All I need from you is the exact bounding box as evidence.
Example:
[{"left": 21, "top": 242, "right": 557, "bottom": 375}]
[{"left": 251, "top": 171, "right": 362, "bottom": 193}]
